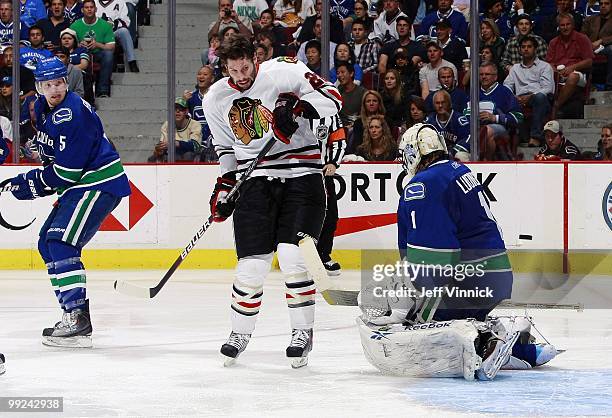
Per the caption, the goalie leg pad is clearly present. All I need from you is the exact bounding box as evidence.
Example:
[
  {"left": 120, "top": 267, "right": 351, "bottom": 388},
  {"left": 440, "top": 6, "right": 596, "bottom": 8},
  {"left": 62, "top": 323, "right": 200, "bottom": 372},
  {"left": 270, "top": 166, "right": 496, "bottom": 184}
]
[
  {"left": 231, "top": 254, "right": 272, "bottom": 334},
  {"left": 357, "top": 318, "right": 481, "bottom": 380},
  {"left": 278, "top": 243, "right": 315, "bottom": 329}
]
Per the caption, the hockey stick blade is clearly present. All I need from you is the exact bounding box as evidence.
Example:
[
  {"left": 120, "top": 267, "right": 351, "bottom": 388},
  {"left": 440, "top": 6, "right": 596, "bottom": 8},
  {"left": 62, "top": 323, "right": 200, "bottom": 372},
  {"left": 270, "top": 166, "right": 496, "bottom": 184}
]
[
  {"left": 113, "top": 138, "right": 278, "bottom": 299},
  {"left": 321, "top": 289, "right": 359, "bottom": 306}
]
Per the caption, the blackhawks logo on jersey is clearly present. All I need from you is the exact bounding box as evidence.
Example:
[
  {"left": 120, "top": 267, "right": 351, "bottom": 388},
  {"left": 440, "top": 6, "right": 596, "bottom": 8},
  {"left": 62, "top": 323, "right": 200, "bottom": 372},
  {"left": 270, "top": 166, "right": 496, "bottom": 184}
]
[{"left": 228, "top": 97, "right": 273, "bottom": 145}]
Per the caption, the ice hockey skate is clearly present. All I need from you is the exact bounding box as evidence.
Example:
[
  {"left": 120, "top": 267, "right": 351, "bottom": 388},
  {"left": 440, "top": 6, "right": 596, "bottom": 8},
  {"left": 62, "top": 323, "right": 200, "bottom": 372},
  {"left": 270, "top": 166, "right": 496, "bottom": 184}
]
[
  {"left": 286, "top": 328, "right": 313, "bottom": 369},
  {"left": 476, "top": 330, "right": 520, "bottom": 380},
  {"left": 221, "top": 332, "right": 251, "bottom": 366},
  {"left": 42, "top": 304, "right": 93, "bottom": 348},
  {"left": 0, "top": 353, "right": 5, "bottom": 375},
  {"left": 323, "top": 260, "right": 341, "bottom": 277}
]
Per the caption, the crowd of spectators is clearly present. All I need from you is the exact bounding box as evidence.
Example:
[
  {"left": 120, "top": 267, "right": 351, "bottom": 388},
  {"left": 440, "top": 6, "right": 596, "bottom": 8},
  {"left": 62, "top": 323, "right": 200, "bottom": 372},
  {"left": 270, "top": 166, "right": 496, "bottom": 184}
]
[{"left": 192, "top": 0, "right": 611, "bottom": 163}]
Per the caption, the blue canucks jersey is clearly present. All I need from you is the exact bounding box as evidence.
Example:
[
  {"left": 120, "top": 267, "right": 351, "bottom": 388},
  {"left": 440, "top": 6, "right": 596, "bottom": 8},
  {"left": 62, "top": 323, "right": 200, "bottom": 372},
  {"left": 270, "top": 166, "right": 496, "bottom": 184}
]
[
  {"left": 464, "top": 83, "right": 523, "bottom": 128},
  {"left": 418, "top": 9, "right": 468, "bottom": 41},
  {"left": 398, "top": 160, "right": 513, "bottom": 312},
  {"left": 425, "top": 110, "right": 471, "bottom": 155},
  {"left": 33, "top": 92, "right": 130, "bottom": 198},
  {"left": 0, "top": 21, "right": 13, "bottom": 43},
  {"left": 20, "top": 46, "right": 53, "bottom": 70}
]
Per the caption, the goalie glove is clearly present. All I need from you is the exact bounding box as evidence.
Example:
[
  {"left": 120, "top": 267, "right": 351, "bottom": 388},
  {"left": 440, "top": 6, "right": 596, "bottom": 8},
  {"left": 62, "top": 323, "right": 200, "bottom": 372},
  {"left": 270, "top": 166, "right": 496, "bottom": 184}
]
[
  {"left": 209, "top": 174, "right": 237, "bottom": 222},
  {"left": 11, "top": 169, "right": 55, "bottom": 200}
]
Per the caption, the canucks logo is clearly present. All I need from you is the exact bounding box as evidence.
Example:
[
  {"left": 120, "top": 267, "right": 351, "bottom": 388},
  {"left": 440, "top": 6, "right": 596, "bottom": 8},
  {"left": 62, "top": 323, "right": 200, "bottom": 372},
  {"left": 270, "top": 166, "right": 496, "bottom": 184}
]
[
  {"left": 603, "top": 181, "right": 612, "bottom": 231},
  {"left": 228, "top": 97, "right": 273, "bottom": 145},
  {"left": 370, "top": 330, "right": 393, "bottom": 340},
  {"left": 404, "top": 182, "right": 425, "bottom": 201},
  {"left": 52, "top": 108, "right": 73, "bottom": 125}
]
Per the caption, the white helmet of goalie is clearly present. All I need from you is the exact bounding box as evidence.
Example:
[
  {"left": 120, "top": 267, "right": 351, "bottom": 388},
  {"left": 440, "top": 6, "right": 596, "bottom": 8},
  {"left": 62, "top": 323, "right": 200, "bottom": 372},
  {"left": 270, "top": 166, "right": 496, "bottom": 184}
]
[{"left": 398, "top": 123, "right": 447, "bottom": 177}]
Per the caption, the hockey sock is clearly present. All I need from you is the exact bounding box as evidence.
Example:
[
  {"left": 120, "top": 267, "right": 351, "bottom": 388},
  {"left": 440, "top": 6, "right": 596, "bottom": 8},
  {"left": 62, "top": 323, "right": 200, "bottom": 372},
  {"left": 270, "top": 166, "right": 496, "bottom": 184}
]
[
  {"left": 49, "top": 240, "right": 86, "bottom": 312},
  {"left": 278, "top": 243, "right": 315, "bottom": 329},
  {"left": 39, "top": 238, "right": 65, "bottom": 309},
  {"left": 231, "top": 255, "right": 271, "bottom": 334}
]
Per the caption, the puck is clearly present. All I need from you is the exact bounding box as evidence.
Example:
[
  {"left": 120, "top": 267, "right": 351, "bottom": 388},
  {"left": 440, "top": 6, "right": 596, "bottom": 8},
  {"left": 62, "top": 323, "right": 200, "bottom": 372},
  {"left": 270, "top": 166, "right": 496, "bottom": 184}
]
[{"left": 518, "top": 234, "right": 533, "bottom": 240}]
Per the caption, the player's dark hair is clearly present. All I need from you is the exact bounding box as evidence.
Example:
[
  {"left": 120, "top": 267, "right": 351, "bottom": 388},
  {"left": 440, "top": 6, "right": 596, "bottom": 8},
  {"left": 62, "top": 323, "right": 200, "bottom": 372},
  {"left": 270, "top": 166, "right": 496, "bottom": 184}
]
[{"left": 216, "top": 34, "right": 255, "bottom": 62}]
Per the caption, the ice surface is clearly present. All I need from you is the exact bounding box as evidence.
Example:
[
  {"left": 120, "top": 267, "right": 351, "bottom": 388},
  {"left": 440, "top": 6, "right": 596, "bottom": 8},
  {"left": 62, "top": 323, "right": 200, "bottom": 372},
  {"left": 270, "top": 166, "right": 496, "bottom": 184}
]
[{"left": 0, "top": 270, "right": 611, "bottom": 417}]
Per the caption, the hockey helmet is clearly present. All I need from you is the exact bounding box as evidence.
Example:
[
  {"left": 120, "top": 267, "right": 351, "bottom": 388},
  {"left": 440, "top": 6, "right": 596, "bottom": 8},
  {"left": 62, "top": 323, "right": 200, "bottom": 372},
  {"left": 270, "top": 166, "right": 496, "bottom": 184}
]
[
  {"left": 34, "top": 57, "right": 68, "bottom": 82},
  {"left": 398, "top": 123, "right": 447, "bottom": 177}
]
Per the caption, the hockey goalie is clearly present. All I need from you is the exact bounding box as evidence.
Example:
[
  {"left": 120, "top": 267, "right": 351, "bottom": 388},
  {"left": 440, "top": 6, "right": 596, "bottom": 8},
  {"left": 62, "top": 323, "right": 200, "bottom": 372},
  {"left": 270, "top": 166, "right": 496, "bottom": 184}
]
[{"left": 357, "top": 124, "right": 559, "bottom": 381}]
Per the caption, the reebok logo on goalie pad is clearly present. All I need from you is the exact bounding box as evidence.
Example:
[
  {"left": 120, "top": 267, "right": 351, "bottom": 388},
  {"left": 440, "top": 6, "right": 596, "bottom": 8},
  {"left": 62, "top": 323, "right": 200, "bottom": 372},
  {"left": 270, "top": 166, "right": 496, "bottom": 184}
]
[{"left": 405, "top": 322, "right": 451, "bottom": 331}]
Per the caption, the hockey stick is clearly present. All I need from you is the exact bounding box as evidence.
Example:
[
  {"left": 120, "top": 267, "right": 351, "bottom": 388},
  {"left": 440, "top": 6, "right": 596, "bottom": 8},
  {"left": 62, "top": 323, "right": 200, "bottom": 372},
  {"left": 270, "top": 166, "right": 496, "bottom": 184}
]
[{"left": 114, "top": 137, "right": 278, "bottom": 299}]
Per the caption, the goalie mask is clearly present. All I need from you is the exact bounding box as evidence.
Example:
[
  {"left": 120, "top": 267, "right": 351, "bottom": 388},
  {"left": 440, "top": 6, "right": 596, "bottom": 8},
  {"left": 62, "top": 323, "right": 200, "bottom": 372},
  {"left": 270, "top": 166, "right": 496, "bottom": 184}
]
[{"left": 398, "top": 123, "right": 447, "bottom": 178}]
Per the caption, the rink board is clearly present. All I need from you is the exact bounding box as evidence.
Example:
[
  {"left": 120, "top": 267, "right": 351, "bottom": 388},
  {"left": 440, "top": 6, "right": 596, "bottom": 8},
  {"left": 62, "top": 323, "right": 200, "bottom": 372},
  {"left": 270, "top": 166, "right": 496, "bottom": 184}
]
[{"left": 0, "top": 162, "right": 610, "bottom": 273}]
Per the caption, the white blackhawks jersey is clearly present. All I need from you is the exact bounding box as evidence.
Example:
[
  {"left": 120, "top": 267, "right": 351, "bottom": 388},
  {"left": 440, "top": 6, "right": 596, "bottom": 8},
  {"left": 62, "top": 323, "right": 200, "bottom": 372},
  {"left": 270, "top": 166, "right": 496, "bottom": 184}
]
[{"left": 202, "top": 57, "right": 343, "bottom": 179}]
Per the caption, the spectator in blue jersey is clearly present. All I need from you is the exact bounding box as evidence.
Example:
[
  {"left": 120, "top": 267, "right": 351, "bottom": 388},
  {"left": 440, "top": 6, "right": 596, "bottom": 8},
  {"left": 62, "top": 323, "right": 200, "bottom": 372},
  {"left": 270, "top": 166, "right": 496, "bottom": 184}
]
[
  {"left": 60, "top": 28, "right": 90, "bottom": 71},
  {"left": 503, "top": 36, "right": 554, "bottom": 147},
  {"left": 425, "top": 66, "right": 468, "bottom": 113},
  {"left": 64, "top": 0, "right": 83, "bottom": 23},
  {"left": 466, "top": 61, "right": 523, "bottom": 161},
  {"left": 36, "top": 0, "right": 71, "bottom": 47},
  {"left": 0, "top": 1, "right": 14, "bottom": 43},
  {"left": 577, "top": 0, "right": 600, "bottom": 17},
  {"left": 0, "top": 130, "right": 8, "bottom": 164},
  {"left": 480, "top": 0, "right": 513, "bottom": 40},
  {"left": 418, "top": 0, "right": 468, "bottom": 42},
  {"left": 426, "top": 89, "right": 471, "bottom": 160},
  {"left": 19, "top": 0, "right": 47, "bottom": 40},
  {"left": 331, "top": 0, "right": 354, "bottom": 19},
  {"left": 435, "top": 18, "right": 467, "bottom": 70},
  {"left": 183, "top": 66, "right": 217, "bottom": 162},
  {"left": 19, "top": 25, "right": 54, "bottom": 70},
  {"left": 330, "top": 42, "right": 363, "bottom": 85}
]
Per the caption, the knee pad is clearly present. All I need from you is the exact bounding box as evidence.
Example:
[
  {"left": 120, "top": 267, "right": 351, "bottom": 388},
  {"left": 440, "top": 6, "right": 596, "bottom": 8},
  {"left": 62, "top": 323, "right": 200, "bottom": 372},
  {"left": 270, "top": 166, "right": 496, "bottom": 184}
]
[
  {"left": 232, "top": 254, "right": 273, "bottom": 317},
  {"left": 277, "top": 243, "right": 307, "bottom": 275}
]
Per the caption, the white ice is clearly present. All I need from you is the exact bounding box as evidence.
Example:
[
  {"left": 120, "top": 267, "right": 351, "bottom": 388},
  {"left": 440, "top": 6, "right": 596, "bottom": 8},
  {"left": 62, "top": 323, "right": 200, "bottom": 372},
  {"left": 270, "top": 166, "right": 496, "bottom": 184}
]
[{"left": 1, "top": 270, "right": 612, "bottom": 417}]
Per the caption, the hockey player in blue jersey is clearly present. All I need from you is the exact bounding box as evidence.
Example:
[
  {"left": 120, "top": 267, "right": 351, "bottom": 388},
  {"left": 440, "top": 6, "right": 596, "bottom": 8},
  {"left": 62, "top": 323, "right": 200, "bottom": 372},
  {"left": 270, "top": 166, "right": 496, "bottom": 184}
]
[
  {"left": 357, "top": 123, "right": 557, "bottom": 380},
  {"left": 9, "top": 57, "right": 131, "bottom": 348}
]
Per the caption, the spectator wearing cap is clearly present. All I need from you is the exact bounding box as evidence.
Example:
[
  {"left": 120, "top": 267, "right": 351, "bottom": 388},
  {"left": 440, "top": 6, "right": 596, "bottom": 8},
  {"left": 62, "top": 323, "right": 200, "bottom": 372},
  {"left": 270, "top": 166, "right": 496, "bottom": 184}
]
[
  {"left": 349, "top": 19, "right": 380, "bottom": 73},
  {"left": 0, "top": 1, "right": 13, "bottom": 43},
  {"left": 546, "top": 12, "right": 594, "bottom": 118},
  {"left": 149, "top": 97, "right": 203, "bottom": 163},
  {"left": 369, "top": 0, "right": 408, "bottom": 44},
  {"left": 435, "top": 17, "right": 467, "bottom": 70},
  {"left": 70, "top": 0, "right": 115, "bottom": 97},
  {"left": 0, "top": 75, "right": 11, "bottom": 118},
  {"left": 535, "top": 120, "right": 581, "bottom": 160},
  {"left": 60, "top": 27, "right": 89, "bottom": 70},
  {"left": 0, "top": 45, "right": 36, "bottom": 101},
  {"left": 425, "top": 66, "right": 468, "bottom": 112},
  {"left": 36, "top": 0, "right": 70, "bottom": 47},
  {"left": 479, "top": 0, "right": 513, "bottom": 40},
  {"left": 503, "top": 36, "right": 554, "bottom": 147},
  {"left": 419, "top": 41, "right": 457, "bottom": 99},
  {"left": 500, "top": 14, "right": 547, "bottom": 72},
  {"left": 378, "top": 15, "right": 426, "bottom": 74},
  {"left": 539, "top": 0, "right": 584, "bottom": 43},
  {"left": 393, "top": 47, "right": 421, "bottom": 97},
  {"left": 418, "top": 0, "right": 468, "bottom": 42},
  {"left": 19, "top": 25, "right": 54, "bottom": 70},
  {"left": 53, "top": 45, "right": 84, "bottom": 97},
  {"left": 582, "top": 0, "right": 612, "bottom": 91}
]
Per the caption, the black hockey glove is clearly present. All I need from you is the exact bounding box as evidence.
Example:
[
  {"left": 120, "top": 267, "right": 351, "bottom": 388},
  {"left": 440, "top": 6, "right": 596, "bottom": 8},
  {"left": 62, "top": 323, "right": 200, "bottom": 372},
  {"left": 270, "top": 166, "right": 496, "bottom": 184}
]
[
  {"left": 272, "top": 93, "right": 301, "bottom": 144},
  {"left": 209, "top": 174, "right": 237, "bottom": 222}
]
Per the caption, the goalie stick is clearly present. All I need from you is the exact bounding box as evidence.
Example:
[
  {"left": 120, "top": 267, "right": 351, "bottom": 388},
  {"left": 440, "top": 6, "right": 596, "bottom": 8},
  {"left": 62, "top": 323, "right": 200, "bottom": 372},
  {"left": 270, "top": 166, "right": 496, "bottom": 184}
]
[{"left": 114, "top": 137, "right": 278, "bottom": 299}]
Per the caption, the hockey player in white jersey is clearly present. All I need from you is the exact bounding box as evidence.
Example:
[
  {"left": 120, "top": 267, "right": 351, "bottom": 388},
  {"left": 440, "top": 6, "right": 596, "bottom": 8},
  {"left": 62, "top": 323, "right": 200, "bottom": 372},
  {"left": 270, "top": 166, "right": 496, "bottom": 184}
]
[{"left": 203, "top": 35, "right": 343, "bottom": 368}]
